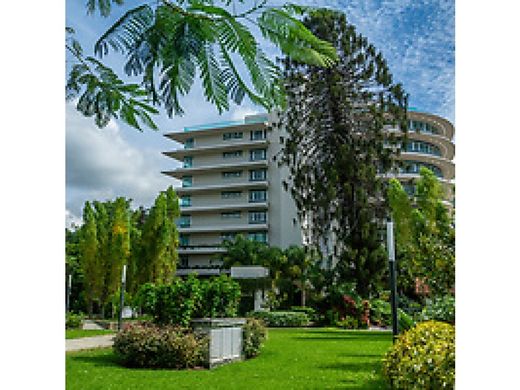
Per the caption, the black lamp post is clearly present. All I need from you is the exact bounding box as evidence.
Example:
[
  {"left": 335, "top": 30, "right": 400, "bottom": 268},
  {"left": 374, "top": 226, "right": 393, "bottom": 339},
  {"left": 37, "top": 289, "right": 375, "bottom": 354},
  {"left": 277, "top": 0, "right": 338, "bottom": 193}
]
[
  {"left": 387, "top": 219, "right": 399, "bottom": 342},
  {"left": 118, "top": 264, "right": 127, "bottom": 332}
]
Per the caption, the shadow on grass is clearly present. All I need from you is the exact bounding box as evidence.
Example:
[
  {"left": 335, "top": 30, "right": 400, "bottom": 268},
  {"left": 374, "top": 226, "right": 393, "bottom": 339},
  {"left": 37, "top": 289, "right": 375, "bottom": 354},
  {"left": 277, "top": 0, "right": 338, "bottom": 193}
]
[
  {"left": 69, "top": 352, "right": 121, "bottom": 368},
  {"left": 293, "top": 335, "right": 391, "bottom": 342}
]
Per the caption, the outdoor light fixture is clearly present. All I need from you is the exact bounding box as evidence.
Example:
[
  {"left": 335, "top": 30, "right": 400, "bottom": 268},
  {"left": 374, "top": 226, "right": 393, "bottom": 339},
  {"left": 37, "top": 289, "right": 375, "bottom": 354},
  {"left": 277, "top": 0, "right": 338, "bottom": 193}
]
[{"left": 386, "top": 219, "right": 399, "bottom": 341}]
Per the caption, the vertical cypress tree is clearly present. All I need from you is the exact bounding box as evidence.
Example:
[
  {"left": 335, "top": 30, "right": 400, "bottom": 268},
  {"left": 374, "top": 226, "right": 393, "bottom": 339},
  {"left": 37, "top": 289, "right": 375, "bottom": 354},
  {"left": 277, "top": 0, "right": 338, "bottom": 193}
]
[{"left": 278, "top": 9, "right": 408, "bottom": 297}]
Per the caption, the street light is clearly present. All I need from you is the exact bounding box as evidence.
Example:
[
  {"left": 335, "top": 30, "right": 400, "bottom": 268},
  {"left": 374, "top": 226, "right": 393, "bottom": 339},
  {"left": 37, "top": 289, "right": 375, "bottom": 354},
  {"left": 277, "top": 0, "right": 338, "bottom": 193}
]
[
  {"left": 118, "top": 264, "right": 127, "bottom": 332},
  {"left": 387, "top": 219, "right": 399, "bottom": 342}
]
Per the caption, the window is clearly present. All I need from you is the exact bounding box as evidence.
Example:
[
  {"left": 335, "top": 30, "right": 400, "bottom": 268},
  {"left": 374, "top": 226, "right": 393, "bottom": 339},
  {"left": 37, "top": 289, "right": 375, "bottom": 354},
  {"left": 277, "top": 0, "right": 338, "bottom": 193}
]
[
  {"left": 182, "top": 176, "right": 193, "bottom": 187},
  {"left": 223, "top": 132, "right": 243, "bottom": 140},
  {"left": 249, "top": 169, "right": 267, "bottom": 181},
  {"left": 223, "top": 150, "right": 243, "bottom": 158},
  {"left": 184, "top": 138, "right": 194, "bottom": 149},
  {"left": 408, "top": 120, "right": 439, "bottom": 135},
  {"left": 179, "top": 234, "right": 190, "bottom": 246},
  {"left": 222, "top": 171, "right": 242, "bottom": 179},
  {"left": 180, "top": 196, "right": 191, "bottom": 207},
  {"left": 178, "top": 215, "right": 191, "bottom": 227},
  {"left": 251, "top": 130, "right": 266, "bottom": 140},
  {"left": 401, "top": 161, "right": 443, "bottom": 178},
  {"left": 248, "top": 232, "right": 267, "bottom": 243},
  {"left": 221, "top": 232, "right": 237, "bottom": 242},
  {"left": 183, "top": 156, "right": 193, "bottom": 168},
  {"left": 179, "top": 255, "right": 189, "bottom": 268},
  {"left": 250, "top": 148, "right": 266, "bottom": 161},
  {"left": 249, "top": 190, "right": 267, "bottom": 203},
  {"left": 222, "top": 211, "right": 241, "bottom": 219},
  {"left": 249, "top": 211, "right": 267, "bottom": 224},
  {"left": 222, "top": 191, "right": 242, "bottom": 199}
]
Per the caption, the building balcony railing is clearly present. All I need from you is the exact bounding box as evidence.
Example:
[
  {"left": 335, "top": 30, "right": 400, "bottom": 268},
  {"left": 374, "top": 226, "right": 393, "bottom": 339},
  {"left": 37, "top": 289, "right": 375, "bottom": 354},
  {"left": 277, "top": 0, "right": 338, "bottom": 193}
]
[
  {"left": 177, "top": 246, "right": 226, "bottom": 255},
  {"left": 174, "top": 181, "right": 268, "bottom": 194},
  {"left": 176, "top": 267, "right": 224, "bottom": 276},
  {"left": 178, "top": 223, "right": 268, "bottom": 234},
  {"left": 180, "top": 202, "right": 268, "bottom": 214},
  {"left": 163, "top": 139, "right": 269, "bottom": 159},
  {"left": 162, "top": 160, "right": 268, "bottom": 178},
  {"left": 183, "top": 114, "right": 268, "bottom": 132}
]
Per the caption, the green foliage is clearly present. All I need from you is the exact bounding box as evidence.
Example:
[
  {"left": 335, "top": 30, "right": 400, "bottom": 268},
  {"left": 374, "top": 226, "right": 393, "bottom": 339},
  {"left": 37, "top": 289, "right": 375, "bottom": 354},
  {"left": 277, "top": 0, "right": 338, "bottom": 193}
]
[
  {"left": 419, "top": 295, "right": 455, "bottom": 324},
  {"left": 388, "top": 169, "right": 455, "bottom": 296},
  {"left": 397, "top": 309, "right": 415, "bottom": 332},
  {"left": 66, "top": 313, "right": 84, "bottom": 329},
  {"left": 336, "top": 317, "right": 360, "bottom": 330},
  {"left": 67, "top": 1, "right": 339, "bottom": 130},
  {"left": 146, "top": 275, "right": 241, "bottom": 326},
  {"left": 383, "top": 321, "right": 455, "bottom": 389},
  {"left": 370, "top": 299, "right": 391, "bottom": 327},
  {"left": 278, "top": 9, "right": 408, "bottom": 298},
  {"left": 242, "top": 318, "right": 268, "bottom": 359},
  {"left": 113, "top": 323, "right": 208, "bottom": 369},
  {"left": 199, "top": 275, "right": 241, "bottom": 318},
  {"left": 134, "top": 283, "right": 157, "bottom": 314},
  {"left": 250, "top": 311, "right": 310, "bottom": 327}
]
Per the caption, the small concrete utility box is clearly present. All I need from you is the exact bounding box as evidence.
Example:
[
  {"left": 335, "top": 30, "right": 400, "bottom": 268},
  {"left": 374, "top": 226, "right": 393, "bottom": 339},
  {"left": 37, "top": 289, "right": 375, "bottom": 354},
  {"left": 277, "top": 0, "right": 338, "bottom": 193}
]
[{"left": 191, "top": 318, "right": 246, "bottom": 368}]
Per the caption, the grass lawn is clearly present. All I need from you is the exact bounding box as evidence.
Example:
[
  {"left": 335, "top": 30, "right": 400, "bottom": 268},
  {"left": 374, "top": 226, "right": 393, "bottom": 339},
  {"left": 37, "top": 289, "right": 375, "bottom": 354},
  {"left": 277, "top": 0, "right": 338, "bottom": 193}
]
[
  {"left": 66, "top": 328, "right": 391, "bottom": 389},
  {"left": 66, "top": 329, "right": 115, "bottom": 339}
]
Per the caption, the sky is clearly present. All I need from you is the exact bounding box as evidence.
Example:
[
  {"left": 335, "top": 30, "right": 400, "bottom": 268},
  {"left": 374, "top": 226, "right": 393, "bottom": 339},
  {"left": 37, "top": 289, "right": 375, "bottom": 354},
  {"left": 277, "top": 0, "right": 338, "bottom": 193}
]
[{"left": 65, "top": 0, "right": 454, "bottom": 227}]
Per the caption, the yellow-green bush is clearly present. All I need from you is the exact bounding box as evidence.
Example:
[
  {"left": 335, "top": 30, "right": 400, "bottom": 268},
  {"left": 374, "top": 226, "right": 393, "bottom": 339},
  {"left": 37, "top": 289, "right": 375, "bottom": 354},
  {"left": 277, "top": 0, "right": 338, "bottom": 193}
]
[{"left": 383, "top": 321, "right": 455, "bottom": 389}]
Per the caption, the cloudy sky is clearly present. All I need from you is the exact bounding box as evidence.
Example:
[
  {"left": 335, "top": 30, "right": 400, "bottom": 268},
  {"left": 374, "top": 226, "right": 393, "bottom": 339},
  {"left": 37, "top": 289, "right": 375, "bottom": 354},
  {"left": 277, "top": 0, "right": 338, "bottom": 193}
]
[{"left": 65, "top": 0, "right": 454, "bottom": 227}]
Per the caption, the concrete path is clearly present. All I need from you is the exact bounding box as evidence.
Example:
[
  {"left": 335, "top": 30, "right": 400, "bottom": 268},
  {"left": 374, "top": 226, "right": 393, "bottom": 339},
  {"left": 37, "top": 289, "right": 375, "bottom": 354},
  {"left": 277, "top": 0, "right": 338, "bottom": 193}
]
[
  {"left": 66, "top": 335, "right": 115, "bottom": 352},
  {"left": 82, "top": 319, "right": 105, "bottom": 330}
]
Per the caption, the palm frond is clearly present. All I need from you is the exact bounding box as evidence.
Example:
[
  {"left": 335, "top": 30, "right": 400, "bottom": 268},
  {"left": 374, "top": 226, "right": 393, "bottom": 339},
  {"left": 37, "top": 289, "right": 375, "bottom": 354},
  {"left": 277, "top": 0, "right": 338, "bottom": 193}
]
[{"left": 86, "top": 0, "right": 125, "bottom": 18}]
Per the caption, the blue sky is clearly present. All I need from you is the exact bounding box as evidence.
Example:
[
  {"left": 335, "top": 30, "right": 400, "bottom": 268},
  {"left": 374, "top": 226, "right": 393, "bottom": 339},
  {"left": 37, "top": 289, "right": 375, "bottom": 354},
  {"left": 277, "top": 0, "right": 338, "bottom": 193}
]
[{"left": 65, "top": 0, "right": 454, "bottom": 226}]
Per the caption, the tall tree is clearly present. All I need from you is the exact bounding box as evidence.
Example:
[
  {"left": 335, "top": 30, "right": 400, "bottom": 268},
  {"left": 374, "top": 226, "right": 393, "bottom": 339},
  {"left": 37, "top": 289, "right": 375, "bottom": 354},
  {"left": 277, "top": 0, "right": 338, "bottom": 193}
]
[
  {"left": 78, "top": 201, "right": 101, "bottom": 316},
  {"left": 66, "top": 2, "right": 339, "bottom": 131},
  {"left": 139, "top": 186, "right": 180, "bottom": 284},
  {"left": 277, "top": 9, "right": 408, "bottom": 297},
  {"left": 387, "top": 168, "right": 455, "bottom": 297}
]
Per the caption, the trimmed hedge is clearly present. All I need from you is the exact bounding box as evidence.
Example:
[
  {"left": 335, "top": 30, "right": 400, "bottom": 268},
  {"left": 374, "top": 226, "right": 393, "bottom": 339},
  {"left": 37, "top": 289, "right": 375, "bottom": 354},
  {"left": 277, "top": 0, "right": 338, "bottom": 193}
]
[
  {"left": 242, "top": 318, "right": 267, "bottom": 358},
  {"left": 113, "top": 323, "right": 208, "bottom": 369},
  {"left": 419, "top": 295, "right": 455, "bottom": 324},
  {"left": 66, "top": 313, "right": 84, "bottom": 329},
  {"left": 251, "top": 311, "right": 310, "bottom": 327},
  {"left": 383, "top": 321, "right": 455, "bottom": 389}
]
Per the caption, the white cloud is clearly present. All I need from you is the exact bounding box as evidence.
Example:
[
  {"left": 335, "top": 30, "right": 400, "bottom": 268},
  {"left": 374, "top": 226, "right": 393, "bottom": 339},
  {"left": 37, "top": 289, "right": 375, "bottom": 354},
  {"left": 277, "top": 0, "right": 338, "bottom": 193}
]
[{"left": 66, "top": 104, "right": 177, "bottom": 217}]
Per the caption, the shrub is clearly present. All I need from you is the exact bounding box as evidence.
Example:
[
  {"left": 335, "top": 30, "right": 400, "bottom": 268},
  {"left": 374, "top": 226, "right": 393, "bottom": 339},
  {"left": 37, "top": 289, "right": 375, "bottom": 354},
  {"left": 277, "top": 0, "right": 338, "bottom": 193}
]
[
  {"left": 398, "top": 309, "right": 415, "bottom": 332},
  {"left": 242, "top": 318, "right": 267, "bottom": 358},
  {"left": 336, "top": 317, "right": 359, "bottom": 329},
  {"left": 113, "top": 323, "right": 208, "bottom": 369},
  {"left": 135, "top": 283, "right": 157, "bottom": 315},
  {"left": 66, "top": 312, "right": 84, "bottom": 329},
  {"left": 419, "top": 295, "right": 455, "bottom": 324},
  {"left": 199, "top": 275, "right": 241, "bottom": 318},
  {"left": 383, "top": 321, "right": 455, "bottom": 389},
  {"left": 250, "top": 311, "right": 310, "bottom": 327},
  {"left": 370, "top": 299, "right": 391, "bottom": 327},
  {"left": 290, "top": 306, "right": 318, "bottom": 322}
]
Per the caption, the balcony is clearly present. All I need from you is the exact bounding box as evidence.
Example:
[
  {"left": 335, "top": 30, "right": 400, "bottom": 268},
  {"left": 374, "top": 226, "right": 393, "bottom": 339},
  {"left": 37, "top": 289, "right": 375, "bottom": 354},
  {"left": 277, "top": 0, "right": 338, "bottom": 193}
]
[
  {"left": 162, "top": 160, "right": 268, "bottom": 178},
  {"left": 177, "top": 246, "right": 226, "bottom": 255},
  {"left": 174, "top": 181, "right": 268, "bottom": 194},
  {"left": 163, "top": 139, "right": 269, "bottom": 159},
  {"left": 180, "top": 202, "right": 268, "bottom": 214},
  {"left": 178, "top": 223, "right": 268, "bottom": 234},
  {"left": 176, "top": 266, "right": 224, "bottom": 276}
]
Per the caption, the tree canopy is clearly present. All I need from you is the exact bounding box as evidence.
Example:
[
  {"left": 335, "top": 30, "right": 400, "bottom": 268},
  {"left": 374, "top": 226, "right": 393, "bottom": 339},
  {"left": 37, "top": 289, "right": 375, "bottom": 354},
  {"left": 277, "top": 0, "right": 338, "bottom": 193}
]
[{"left": 66, "top": 1, "right": 339, "bottom": 131}]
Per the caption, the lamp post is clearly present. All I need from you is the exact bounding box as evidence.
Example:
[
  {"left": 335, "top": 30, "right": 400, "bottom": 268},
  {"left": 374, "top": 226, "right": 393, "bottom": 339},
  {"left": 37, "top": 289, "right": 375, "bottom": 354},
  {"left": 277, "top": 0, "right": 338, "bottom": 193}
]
[
  {"left": 66, "top": 274, "right": 72, "bottom": 313},
  {"left": 118, "top": 264, "right": 127, "bottom": 332},
  {"left": 387, "top": 219, "right": 399, "bottom": 342}
]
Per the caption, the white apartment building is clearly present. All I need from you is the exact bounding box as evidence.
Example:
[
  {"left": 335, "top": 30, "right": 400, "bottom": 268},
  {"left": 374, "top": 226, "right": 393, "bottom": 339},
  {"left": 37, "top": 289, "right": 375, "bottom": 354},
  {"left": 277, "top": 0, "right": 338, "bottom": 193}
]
[{"left": 162, "top": 113, "right": 303, "bottom": 275}]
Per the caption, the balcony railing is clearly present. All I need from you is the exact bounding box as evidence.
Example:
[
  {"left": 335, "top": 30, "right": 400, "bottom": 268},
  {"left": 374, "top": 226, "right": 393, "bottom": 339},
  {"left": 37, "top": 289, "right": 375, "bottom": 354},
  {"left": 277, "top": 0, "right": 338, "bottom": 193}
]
[{"left": 183, "top": 114, "right": 268, "bottom": 132}]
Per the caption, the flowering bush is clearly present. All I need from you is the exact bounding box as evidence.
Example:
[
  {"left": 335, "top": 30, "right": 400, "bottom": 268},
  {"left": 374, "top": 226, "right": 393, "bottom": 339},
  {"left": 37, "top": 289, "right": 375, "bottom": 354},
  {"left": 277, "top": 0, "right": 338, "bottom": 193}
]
[
  {"left": 383, "top": 321, "right": 455, "bottom": 389},
  {"left": 242, "top": 318, "right": 267, "bottom": 358},
  {"left": 113, "top": 323, "right": 208, "bottom": 369},
  {"left": 419, "top": 295, "right": 455, "bottom": 324}
]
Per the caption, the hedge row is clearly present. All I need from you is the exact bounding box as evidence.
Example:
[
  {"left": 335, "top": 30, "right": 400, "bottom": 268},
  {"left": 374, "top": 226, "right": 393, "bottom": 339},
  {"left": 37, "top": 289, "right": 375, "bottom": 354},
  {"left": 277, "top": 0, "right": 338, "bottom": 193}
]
[{"left": 250, "top": 311, "right": 310, "bottom": 327}]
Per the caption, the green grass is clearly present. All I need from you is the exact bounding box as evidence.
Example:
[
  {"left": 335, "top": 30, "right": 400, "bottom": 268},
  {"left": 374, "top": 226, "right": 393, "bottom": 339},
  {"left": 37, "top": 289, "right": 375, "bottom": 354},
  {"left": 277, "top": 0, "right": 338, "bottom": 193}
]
[
  {"left": 67, "top": 328, "right": 391, "bottom": 389},
  {"left": 66, "top": 329, "right": 115, "bottom": 339}
]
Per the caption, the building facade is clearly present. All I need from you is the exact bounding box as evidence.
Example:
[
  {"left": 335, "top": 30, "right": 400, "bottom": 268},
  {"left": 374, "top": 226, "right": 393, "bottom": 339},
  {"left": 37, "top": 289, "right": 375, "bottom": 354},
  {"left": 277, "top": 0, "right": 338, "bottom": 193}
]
[
  {"left": 162, "top": 110, "right": 455, "bottom": 274},
  {"left": 162, "top": 113, "right": 303, "bottom": 275}
]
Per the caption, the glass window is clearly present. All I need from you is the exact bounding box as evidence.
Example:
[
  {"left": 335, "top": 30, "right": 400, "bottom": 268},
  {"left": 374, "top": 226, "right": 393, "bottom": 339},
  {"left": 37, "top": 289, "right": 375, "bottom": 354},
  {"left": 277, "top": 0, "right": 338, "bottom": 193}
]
[
  {"left": 182, "top": 176, "right": 193, "bottom": 187},
  {"left": 180, "top": 196, "right": 191, "bottom": 207},
  {"left": 251, "top": 130, "right": 266, "bottom": 140},
  {"left": 250, "top": 148, "right": 266, "bottom": 161},
  {"left": 249, "top": 169, "right": 267, "bottom": 181},
  {"left": 222, "top": 191, "right": 242, "bottom": 199},
  {"left": 249, "top": 189, "right": 267, "bottom": 203},
  {"left": 221, "top": 211, "right": 241, "bottom": 219},
  {"left": 223, "top": 150, "right": 243, "bottom": 158},
  {"left": 178, "top": 215, "right": 191, "bottom": 227},
  {"left": 401, "top": 161, "right": 443, "bottom": 178},
  {"left": 183, "top": 156, "right": 193, "bottom": 168},
  {"left": 223, "top": 132, "right": 243, "bottom": 140},
  {"left": 248, "top": 232, "right": 267, "bottom": 243},
  {"left": 249, "top": 211, "right": 267, "bottom": 224},
  {"left": 179, "top": 234, "right": 190, "bottom": 246},
  {"left": 184, "top": 138, "right": 194, "bottom": 149},
  {"left": 222, "top": 171, "right": 242, "bottom": 178},
  {"left": 179, "top": 255, "right": 189, "bottom": 268}
]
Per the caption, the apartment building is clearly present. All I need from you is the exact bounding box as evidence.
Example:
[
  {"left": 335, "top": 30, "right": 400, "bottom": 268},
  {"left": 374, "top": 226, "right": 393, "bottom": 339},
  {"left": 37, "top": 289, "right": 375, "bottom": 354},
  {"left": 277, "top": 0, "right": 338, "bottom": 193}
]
[
  {"left": 162, "top": 113, "right": 303, "bottom": 275},
  {"left": 162, "top": 110, "right": 455, "bottom": 274}
]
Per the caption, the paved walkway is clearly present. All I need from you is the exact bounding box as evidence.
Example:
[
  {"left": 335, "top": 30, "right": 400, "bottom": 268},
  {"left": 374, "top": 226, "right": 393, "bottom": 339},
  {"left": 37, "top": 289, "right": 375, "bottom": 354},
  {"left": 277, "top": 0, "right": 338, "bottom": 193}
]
[
  {"left": 82, "top": 319, "right": 106, "bottom": 330},
  {"left": 66, "top": 335, "right": 115, "bottom": 352}
]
